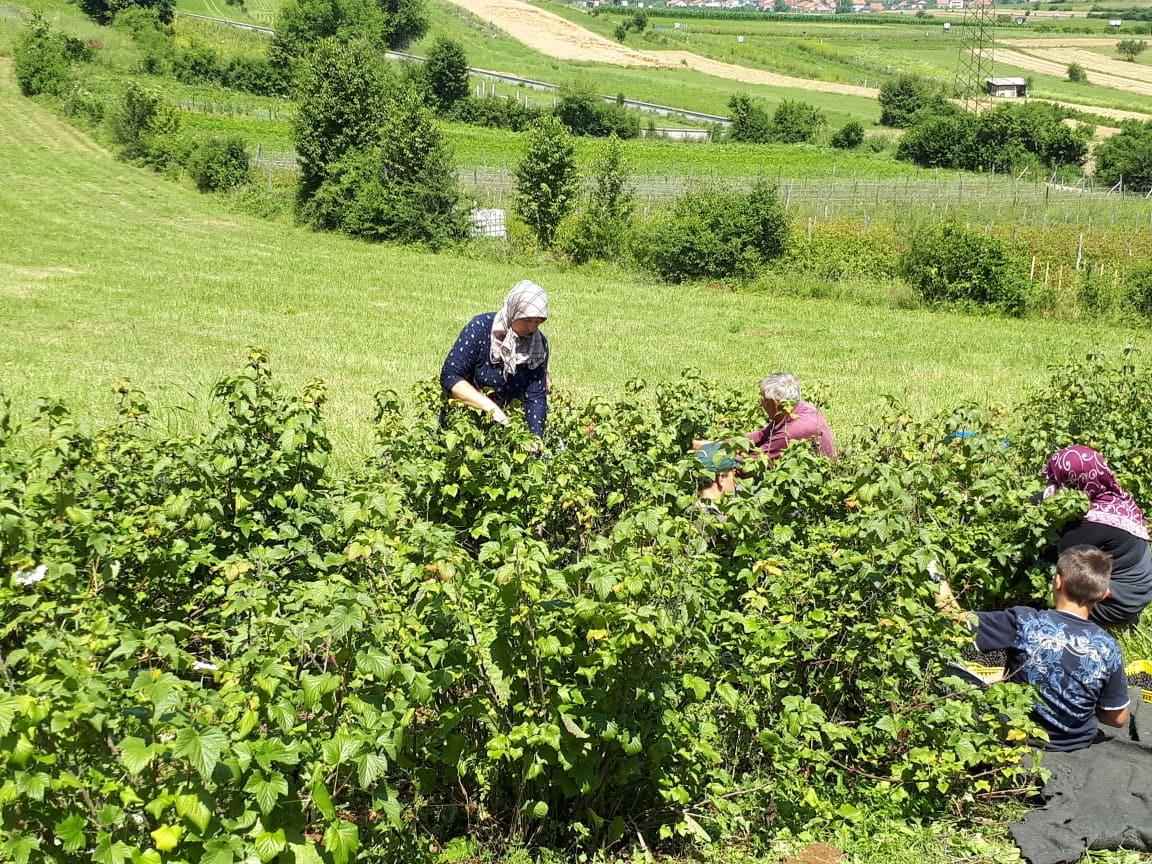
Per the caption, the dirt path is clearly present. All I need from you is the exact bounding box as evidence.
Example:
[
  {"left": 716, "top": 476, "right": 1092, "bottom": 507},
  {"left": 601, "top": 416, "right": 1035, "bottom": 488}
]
[
  {"left": 999, "top": 38, "right": 1122, "bottom": 48},
  {"left": 442, "top": 0, "right": 878, "bottom": 97}
]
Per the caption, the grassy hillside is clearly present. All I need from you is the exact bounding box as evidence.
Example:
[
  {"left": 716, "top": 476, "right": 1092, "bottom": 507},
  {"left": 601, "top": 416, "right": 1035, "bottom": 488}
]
[{"left": 1, "top": 61, "right": 1148, "bottom": 464}]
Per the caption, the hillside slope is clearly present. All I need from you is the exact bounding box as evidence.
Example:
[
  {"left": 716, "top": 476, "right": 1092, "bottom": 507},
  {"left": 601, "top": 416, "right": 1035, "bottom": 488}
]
[{"left": 1, "top": 61, "right": 1147, "bottom": 457}]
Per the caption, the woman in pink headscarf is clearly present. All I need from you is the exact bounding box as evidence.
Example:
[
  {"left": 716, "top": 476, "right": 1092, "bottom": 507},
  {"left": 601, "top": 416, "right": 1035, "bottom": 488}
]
[{"left": 1043, "top": 445, "right": 1152, "bottom": 626}]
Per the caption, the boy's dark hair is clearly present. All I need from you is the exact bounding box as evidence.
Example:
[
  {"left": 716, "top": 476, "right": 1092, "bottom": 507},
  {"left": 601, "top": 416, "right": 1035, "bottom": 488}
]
[{"left": 1056, "top": 545, "right": 1113, "bottom": 605}]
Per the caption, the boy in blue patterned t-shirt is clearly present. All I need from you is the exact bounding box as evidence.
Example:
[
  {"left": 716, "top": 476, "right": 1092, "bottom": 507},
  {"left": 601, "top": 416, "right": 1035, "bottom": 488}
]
[{"left": 943, "top": 546, "right": 1130, "bottom": 751}]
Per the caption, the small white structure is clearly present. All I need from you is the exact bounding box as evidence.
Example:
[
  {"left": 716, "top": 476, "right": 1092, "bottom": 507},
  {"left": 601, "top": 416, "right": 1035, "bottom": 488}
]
[
  {"left": 470, "top": 209, "right": 507, "bottom": 240},
  {"left": 986, "top": 76, "right": 1028, "bottom": 98},
  {"left": 943, "top": 21, "right": 951, "bottom": 30},
  {"left": 1108, "top": 18, "right": 1123, "bottom": 28},
  {"left": 737, "top": 34, "right": 746, "bottom": 42}
]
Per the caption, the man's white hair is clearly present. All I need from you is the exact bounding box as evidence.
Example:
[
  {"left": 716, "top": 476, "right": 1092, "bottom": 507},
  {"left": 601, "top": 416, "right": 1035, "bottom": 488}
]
[{"left": 759, "top": 372, "right": 801, "bottom": 403}]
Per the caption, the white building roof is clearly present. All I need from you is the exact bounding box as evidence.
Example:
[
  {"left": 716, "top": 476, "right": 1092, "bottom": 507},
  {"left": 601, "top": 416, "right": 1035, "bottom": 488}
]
[{"left": 986, "top": 77, "right": 1028, "bottom": 86}]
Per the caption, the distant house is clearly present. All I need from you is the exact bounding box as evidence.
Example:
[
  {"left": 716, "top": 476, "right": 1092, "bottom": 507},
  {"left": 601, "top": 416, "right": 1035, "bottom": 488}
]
[{"left": 986, "top": 77, "right": 1028, "bottom": 98}]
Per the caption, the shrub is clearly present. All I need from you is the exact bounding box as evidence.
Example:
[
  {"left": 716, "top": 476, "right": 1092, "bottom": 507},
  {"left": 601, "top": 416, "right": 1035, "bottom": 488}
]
[
  {"left": 302, "top": 89, "right": 466, "bottom": 246},
  {"left": 105, "top": 81, "right": 180, "bottom": 164},
  {"left": 78, "top": 0, "right": 172, "bottom": 24},
  {"left": 830, "top": 120, "right": 864, "bottom": 149},
  {"left": 1117, "top": 38, "right": 1147, "bottom": 60},
  {"left": 553, "top": 85, "right": 640, "bottom": 138},
  {"left": 223, "top": 55, "right": 292, "bottom": 96},
  {"left": 900, "top": 223, "right": 1030, "bottom": 314},
  {"left": 771, "top": 99, "right": 826, "bottom": 144},
  {"left": 12, "top": 14, "right": 73, "bottom": 98},
  {"left": 1066, "top": 62, "right": 1087, "bottom": 82},
  {"left": 634, "top": 180, "right": 789, "bottom": 282},
  {"left": 424, "top": 37, "right": 469, "bottom": 111},
  {"left": 272, "top": 0, "right": 427, "bottom": 65},
  {"left": 1095, "top": 120, "right": 1152, "bottom": 189},
  {"left": 556, "top": 134, "right": 634, "bottom": 264},
  {"left": 727, "top": 93, "right": 773, "bottom": 143},
  {"left": 115, "top": 7, "right": 173, "bottom": 73},
  {"left": 1126, "top": 262, "right": 1152, "bottom": 320},
  {"left": 897, "top": 112, "right": 974, "bottom": 167},
  {"left": 172, "top": 44, "right": 224, "bottom": 84},
  {"left": 186, "top": 134, "right": 252, "bottom": 192},
  {"left": 293, "top": 38, "right": 390, "bottom": 205},
  {"left": 448, "top": 94, "right": 542, "bottom": 130},
  {"left": 514, "top": 115, "right": 579, "bottom": 248},
  {"left": 878, "top": 74, "right": 940, "bottom": 127},
  {"left": 10, "top": 348, "right": 1112, "bottom": 861}
]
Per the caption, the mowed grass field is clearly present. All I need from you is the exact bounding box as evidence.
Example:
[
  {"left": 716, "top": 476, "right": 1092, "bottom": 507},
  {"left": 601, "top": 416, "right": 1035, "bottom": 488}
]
[{"left": 1, "top": 63, "right": 1148, "bottom": 464}]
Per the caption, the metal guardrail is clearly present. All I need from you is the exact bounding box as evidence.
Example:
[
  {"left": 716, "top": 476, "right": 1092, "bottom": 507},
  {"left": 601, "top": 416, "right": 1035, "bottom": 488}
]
[{"left": 174, "top": 10, "right": 731, "bottom": 126}]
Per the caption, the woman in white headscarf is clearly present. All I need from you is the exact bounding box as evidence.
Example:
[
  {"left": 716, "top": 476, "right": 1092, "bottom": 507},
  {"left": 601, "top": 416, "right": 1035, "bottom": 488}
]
[{"left": 440, "top": 280, "right": 551, "bottom": 434}]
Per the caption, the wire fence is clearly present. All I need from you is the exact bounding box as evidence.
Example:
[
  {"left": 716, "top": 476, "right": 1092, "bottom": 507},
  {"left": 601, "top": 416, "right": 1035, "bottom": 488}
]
[{"left": 251, "top": 148, "right": 1152, "bottom": 229}]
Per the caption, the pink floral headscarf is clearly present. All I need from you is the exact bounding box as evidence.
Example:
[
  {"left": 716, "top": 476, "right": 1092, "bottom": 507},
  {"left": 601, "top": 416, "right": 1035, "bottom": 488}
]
[{"left": 1043, "top": 445, "right": 1149, "bottom": 541}]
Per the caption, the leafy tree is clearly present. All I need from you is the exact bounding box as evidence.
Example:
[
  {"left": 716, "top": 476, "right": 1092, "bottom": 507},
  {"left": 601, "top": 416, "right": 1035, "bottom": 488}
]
[
  {"left": 774, "top": 0, "right": 788, "bottom": 10},
  {"left": 557, "top": 134, "right": 634, "bottom": 264},
  {"left": 303, "top": 88, "right": 465, "bottom": 245},
  {"left": 878, "top": 74, "right": 939, "bottom": 127},
  {"left": 727, "top": 93, "right": 773, "bottom": 143},
  {"left": 635, "top": 181, "right": 789, "bottom": 282},
  {"left": 1095, "top": 119, "right": 1152, "bottom": 189},
  {"left": 515, "top": 115, "right": 579, "bottom": 248},
  {"left": 896, "top": 112, "right": 974, "bottom": 168},
  {"left": 836, "top": 0, "right": 853, "bottom": 12},
  {"left": 12, "top": 14, "right": 72, "bottom": 98},
  {"left": 614, "top": 22, "right": 628, "bottom": 41},
  {"left": 424, "top": 37, "right": 469, "bottom": 111},
  {"left": 830, "top": 120, "right": 864, "bottom": 149},
  {"left": 553, "top": 84, "right": 639, "bottom": 139},
  {"left": 272, "top": 0, "right": 426, "bottom": 65},
  {"left": 771, "top": 99, "right": 825, "bottom": 143},
  {"left": 630, "top": 10, "right": 649, "bottom": 31},
  {"left": 186, "top": 135, "right": 252, "bottom": 192},
  {"left": 1066, "top": 62, "right": 1087, "bottom": 82},
  {"left": 1116, "top": 38, "right": 1148, "bottom": 60},
  {"left": 293, "top": 37, "right": 389, "bottom": 204},
  {"left": 105, "top": 81, "right": 180, "bottom": 163},
  {"left": 77, "top": 0, "right": 172, "bottom": 24}
]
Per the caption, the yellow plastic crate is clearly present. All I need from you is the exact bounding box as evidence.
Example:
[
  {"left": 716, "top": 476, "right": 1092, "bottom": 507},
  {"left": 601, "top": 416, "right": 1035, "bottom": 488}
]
[{"left": 1125, "top": 659, "right": 1152, "bottom": 704}]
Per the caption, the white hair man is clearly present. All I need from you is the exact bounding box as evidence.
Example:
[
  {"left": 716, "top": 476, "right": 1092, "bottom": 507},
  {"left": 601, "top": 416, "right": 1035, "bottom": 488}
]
[
  {"left": 747, "top": 373, "right": 836, "bottom": 460},
  {"left": 693, "top": 372, "right": 836, "bottom": 500}
]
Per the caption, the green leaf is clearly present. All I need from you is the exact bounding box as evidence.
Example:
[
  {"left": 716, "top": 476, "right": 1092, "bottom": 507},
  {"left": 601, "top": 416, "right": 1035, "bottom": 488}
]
[
  {"left": 173, "top": 726, "right": 228, "bottom": 781},
  {"left": 131, "top": 851, "right": 162, "bottom": 864},
  {"left": 287, "top": 842, "right": 325, "bottom": 864},
  {"left": 200, "top": 838, "right": 236, "bottom": 864},
  {"left": 244, "top": 771, "right": 289, "bottom": 815},
  {"left": 356, "top": 751, "right": 388, "bottom": 788},
  {"left": 560, "top": 714, "right": 590, "bottom": 740},
  {"left": 309, "top": 776, "right": 336, "bottom": 821},
  {"left": 93, "top": 836, "right": 132, "bottom": 864},
  {"left": 355, "top": 648, "right": 395, "bottom": 681},
  {"left": 149, "top": 824, "right": 182, "bottom": 852},
  {"left": 253, "top": 828, "right": 287, "bottom": 861},
  {"left": 53, "top": 815, "right": 87, "bottom": 853},
  {"left": 2, "top": 836, "right": 38, "bottom": 864},
  {"left": 175, "top": 792, "right": 213, "bottom": 833},
  {"left": 323, "top": 820, "right": 359, "bottom": 864},
  {"left": 119, "top": 736, "right": 155, "bottom": 775},
  {"left": 0, "top": 694, "right": 20, "bottom": 736}
]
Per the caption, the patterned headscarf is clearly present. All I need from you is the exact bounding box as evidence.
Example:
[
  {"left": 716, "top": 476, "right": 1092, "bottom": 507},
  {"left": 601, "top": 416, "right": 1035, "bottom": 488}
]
[
  {"left": 490, "top": 280, "right": 549, "bottom": 377},
  {"left": 1043, "top": 445, "right": 1149, "bottom": 540}
]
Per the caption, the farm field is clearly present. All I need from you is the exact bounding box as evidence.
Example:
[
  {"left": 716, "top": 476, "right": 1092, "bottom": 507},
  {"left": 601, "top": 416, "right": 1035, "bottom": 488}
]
[
  {"left": 535, "top": 3, "right": 1152, "bottom": 117},
  {"left": 8, "top": 0, "right": 1152, "bottom": 851},
  {"left": 1, "top": 63, "right": 1148, "bottom": 462}
]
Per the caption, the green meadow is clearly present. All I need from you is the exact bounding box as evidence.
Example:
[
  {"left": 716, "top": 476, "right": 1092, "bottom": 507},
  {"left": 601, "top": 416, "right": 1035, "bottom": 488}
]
[{"left": 1, "top": 63, "right": 1147, "bottom": 465}]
